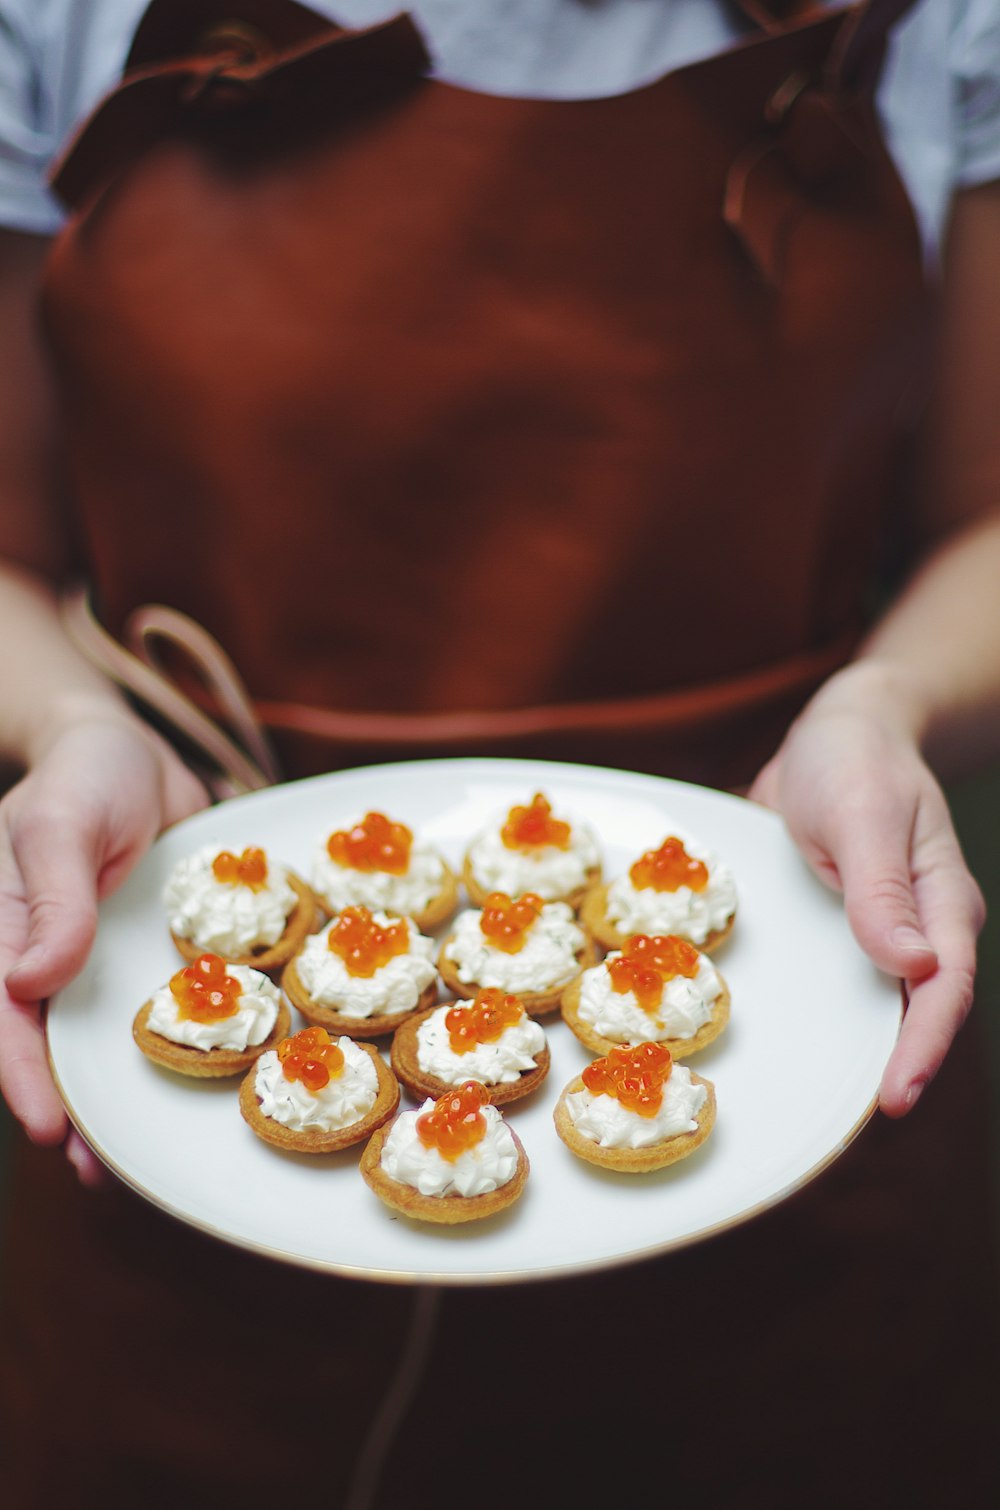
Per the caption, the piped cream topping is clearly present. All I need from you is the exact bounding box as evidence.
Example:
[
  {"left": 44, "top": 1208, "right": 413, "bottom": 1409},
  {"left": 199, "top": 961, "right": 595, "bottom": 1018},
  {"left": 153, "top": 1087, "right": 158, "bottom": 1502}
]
[
  {"left": 443, "top": 902, "right": 586, "bottom": 994},
  {"left": 163, "top": 844, "right": 297, "bottom": 956},
  {"left": 566, "top": 1063, "right": 707, "bottom": 1148},
  {"left": 146, "top": 963, "right": 280, "bottom": 1052}
]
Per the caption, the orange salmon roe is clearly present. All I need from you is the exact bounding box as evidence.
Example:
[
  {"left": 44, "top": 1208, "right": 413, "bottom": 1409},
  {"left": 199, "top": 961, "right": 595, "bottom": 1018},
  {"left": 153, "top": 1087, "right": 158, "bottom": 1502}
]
[
  {"left": 326, "top": 812, "right": 412, "bottom": 875},
  {"left": 445, "top": 988, "right": 524, "bottom": 1054},
  {"left": 417, "top": 1080, "right": 490, "bottom": 1161},
  {"left": 277, "top": 1026, "right": 345, "bottom": 1093},
  {"left": 212, "top": 846, "right": 269, "bottom": 890},
  {"left": 608, "top": 934, "right": 701, "bottom": 1013},
  {"left": 170, "top": 953, "right": 242, "bottom": 1023},
  {"left": 582, "top": 1041, "right": 674, "bottom": 1117},
  {"left": 630, "top": 836, "right": 709, "bottom": 893},
  {"left": 327, "top": 905, "right": 410, "bottom": 977},
  {"left": 480, "top": 891, "right": 543, "bottom": 954},
  {"left": 501, "top": 792, "right": 570, "bottom": 851}
]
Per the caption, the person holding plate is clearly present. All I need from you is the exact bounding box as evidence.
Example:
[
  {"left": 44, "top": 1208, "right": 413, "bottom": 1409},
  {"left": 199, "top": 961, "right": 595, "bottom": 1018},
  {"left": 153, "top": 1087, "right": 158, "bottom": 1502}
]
[{"left": 0, "top": 0, "right": 998, "bottom": 1504}]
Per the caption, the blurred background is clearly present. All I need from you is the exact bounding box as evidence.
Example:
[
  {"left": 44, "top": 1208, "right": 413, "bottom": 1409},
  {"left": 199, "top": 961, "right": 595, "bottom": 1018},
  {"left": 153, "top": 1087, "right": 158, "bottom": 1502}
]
[{"left": 1, "top": 765, "right": 998, "bottom": 1248}]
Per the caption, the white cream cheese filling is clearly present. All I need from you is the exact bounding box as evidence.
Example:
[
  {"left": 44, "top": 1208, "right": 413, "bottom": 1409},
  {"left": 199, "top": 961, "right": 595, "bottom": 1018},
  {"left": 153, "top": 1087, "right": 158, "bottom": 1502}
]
[
  {"left": 465, "top": 808, "right": 600, "bottom": 900},
  {"left": 379, "top": 1101, "right": 519, "bottom": 1197},
  {"left": 146, "top": 963, "right": 280, "bottom": 1052},
  {"left": 577, "top": 952, "right": 721, "bottom": 1043},
  {"left": 415, "top": 1001, "right": 546, "bottom": 1085},
  {"left": 163, "top": 844, "right": 297, "bottom": 956},
  {"left": 311, "top": 831, "right": 446, "bottom": 917},
  {"left": 253, "top": 1037, "right": 379, "bottom": 1131},
  {"left": 605, "top": 835, "right": 736, "bottom": 946},
  {"left": 294, "top": 915, "right": 436, "bottom": 1018},
  {"left": 443, "top": 902, "right": 586, "bottom": 993},
  {"left": 566, "top": 1063, "right": 707, "bottom": 1148}
]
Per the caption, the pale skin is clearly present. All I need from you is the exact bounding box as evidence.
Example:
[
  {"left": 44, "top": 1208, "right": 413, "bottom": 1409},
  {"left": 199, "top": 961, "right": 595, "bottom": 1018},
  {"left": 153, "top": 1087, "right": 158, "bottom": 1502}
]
[{"left": 1, "top": 187, "right": 998, "bottom": 1184}]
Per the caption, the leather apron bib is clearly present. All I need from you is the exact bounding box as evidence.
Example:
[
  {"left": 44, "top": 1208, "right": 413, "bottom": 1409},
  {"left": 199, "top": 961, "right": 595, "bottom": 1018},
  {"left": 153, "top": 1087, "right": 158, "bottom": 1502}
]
[
  {"left": 2, "top": 4, "right": 997, "bottom": 1507},
  {"left": 43, "top": 0, "right": 927, "bottom": 790}
]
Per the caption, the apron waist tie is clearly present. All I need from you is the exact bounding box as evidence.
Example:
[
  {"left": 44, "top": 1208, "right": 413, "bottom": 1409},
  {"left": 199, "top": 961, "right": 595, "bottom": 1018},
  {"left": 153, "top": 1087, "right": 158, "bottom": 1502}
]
[{"left": 62, "top": 585, "right": 857, "bottom": 797}]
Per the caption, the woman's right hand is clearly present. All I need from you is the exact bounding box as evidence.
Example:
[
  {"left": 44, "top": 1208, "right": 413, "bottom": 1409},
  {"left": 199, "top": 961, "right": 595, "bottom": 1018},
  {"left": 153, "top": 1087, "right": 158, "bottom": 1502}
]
[{"left": 0, "top": 715, "right": 208, "bottom": 1182}]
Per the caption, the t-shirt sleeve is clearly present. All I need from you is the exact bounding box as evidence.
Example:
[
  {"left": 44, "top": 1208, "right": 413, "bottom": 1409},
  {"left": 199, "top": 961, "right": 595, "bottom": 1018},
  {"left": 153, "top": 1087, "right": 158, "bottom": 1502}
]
[
  {"left": 0, "top": 7, "right": 64, "bottom": 233},
  {"left": 952, "top": 0, "right": 1000, "bottom": 188}
]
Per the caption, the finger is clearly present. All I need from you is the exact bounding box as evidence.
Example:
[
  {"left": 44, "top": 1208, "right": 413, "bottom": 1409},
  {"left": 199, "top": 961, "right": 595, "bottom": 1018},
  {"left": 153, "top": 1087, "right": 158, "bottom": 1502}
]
[
  {"left": 830, "top": 796, "right": 939, "bottom": 979},
  {"left": 3, "top": 801, "right": 100, "bottom": 1001},
  {"left": 878, "top": 959, "right": 977, "bottom": 1116},
  {"left": 65, "top": 1129, "right": 108, "bottom": 1188},
  {"left": 879, "top": 848, "right": 984, "bottom": 1116},
  {"left": 0, "top": 835, "right": 69, "bottom": 1144},
  {"left": 0, "top": 993, "right": 68, "bottom": 1145}
]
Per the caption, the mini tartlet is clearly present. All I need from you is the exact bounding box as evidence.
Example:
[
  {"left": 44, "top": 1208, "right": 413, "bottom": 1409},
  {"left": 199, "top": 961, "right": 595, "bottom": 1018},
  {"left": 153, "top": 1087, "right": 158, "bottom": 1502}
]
[
  {"left": 133, "top": 953, "right": 290, "bottom": 1079},
  {"left": 163, "top": 843, "right": 317, "bottom": 974},
  {"left": 239, "top": 1026, "right": 400, "bottom": 1154},
  {"left": 360, "top": 1081, "right": 529, "bottom": 1224},
  {"left": 439, "top": 891, "right": 595, "bottom": 1015},
  {"left": 282, "top": 905, "right": 437, "bottom": 1038},
  {"left": 390, "top": 990, "right": 550, "bottom": 1106},
  {"left": 462, "top": 791, "right": 601, "bottom": 909},
  {"left": 553, "top": 1043, "right": 716, "bottom": 1172},
  {"left": 561, "top": 934, "right": 730, "bottom": 1059},
  {"left": 311, "top": 810, "right": 457, "bottom": 931},
  {"left": 582, "top": 833, "right": 736, "bottom": 952}
]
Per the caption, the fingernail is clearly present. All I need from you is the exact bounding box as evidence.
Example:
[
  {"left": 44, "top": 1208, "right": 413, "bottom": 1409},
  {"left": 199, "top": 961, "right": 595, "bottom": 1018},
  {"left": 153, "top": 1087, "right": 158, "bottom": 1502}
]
[
  {"left": 905, "top": 1078, "right": 927, "bottom": 1110},
  {"left": 5, "top": 949, "right": 43, "bottom": 989},
  {"left": 891, "top": 926, "right": 936, "bottom": 958}
]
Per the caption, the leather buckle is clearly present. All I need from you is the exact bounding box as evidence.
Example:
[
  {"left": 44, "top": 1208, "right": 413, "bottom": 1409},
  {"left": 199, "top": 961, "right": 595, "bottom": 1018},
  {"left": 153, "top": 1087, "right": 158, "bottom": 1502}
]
[{"left": 195, "top": 20, "right": 270, "bottom": 66}]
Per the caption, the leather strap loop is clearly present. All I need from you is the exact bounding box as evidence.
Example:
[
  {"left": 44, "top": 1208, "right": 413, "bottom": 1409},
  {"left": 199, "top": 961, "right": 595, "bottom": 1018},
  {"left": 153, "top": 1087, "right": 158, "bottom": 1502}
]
[{"left": 61, "top": 588, "right": 280, "bottom": 794}]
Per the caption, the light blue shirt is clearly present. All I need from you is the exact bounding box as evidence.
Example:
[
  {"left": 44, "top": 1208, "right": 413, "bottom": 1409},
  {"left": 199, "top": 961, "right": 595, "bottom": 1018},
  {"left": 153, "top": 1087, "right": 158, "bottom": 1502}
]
[{"left": 1, "top": 0, "right": 999, "bottom": 257}]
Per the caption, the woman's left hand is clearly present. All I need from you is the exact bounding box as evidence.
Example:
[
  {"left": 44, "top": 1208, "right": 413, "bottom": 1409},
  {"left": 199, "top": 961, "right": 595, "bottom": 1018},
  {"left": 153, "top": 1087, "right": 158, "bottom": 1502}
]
[{"left": 749, "top": 666, "right": 985, "bottom": 1116}]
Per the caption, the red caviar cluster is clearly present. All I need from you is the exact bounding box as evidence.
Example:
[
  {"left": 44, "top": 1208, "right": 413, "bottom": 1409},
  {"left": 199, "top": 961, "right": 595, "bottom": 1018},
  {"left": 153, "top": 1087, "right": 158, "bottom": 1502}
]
[{"left": 326, "top": 812, "right": 412, "bottom": 874}]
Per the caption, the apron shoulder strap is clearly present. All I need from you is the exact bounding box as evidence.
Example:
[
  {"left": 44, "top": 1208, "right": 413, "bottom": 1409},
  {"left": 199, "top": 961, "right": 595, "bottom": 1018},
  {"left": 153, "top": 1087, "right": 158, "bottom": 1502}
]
[
  {"left": 729, "top": 0, "right": 920, "bottom": 89},
  {"left": 49, "top": 6, "right": 429, "bottom": 212},
  {"left": 126, "top": 0, "right": 345, "bottom": 70}
]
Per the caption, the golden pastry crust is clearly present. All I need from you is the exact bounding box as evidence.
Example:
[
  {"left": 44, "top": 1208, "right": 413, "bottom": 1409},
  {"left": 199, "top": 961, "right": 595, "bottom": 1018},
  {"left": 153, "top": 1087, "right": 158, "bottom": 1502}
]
[
  {"left": 461, "top": 854, "right": 602, "bottom": 912},
  {"left": 580, "top": 883, "right": 735, "bottom": 954},
  {"left": 359, "top": 1122, "right": 529, "bottom": 1224},
  {"left": 238, "top": 1042, "right": 400, "bottom": 1153},
  {"left": 315, "top": 862, "right": 459, "bottom": 934},
  {"left": 132, "top": 998, "right": 291, "bottom": 1079},
  {"left": 553, "top": 1070, "right": 716, "bottom": 1172},
  {"left": 560, "top": 971, "right": 730, "bottom": 1060},
  {"left": 281, "top": 957, "right": 437, "bottom": 1039},
  {"left": 390, "top": 1005, "right": 550, "bottom": 1107},
  {"left": 437, "top": 932, "right": 597, "bottom": 1016},
  {"left": 170, "top": 872, "right": 320, "bottom": 976}
]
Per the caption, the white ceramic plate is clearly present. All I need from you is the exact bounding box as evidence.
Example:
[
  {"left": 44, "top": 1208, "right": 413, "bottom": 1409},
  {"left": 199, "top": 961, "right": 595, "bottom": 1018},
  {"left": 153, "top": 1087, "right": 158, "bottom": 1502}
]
[{"left": 47, "top": 757, "right": 901, "bottom": 1285}]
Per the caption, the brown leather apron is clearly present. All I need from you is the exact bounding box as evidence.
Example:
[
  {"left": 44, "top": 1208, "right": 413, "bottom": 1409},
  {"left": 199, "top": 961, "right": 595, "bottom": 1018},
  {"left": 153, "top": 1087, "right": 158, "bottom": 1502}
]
[
  {"left": 43, "top": 0, "right": 928, "bottom": 789},
  {"left": 2, "top": 3, "right": 997, "bottom": 1505}
]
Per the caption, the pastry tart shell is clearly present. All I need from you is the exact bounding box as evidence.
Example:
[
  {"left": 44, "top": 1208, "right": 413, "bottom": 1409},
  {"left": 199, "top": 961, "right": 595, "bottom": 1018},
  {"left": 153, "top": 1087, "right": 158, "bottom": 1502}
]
[
  {"left": 281, "top": 958, "right": 437, "bottom": 1039},
  {"left": 437, "top": 933, "right": 597, "bottom": 1016},
  {"left": 238, "top": 1042, "right": 400, "bottom": 1153},
  {"left": 560, "top": 972, "right": 730, "bottom": 1060},
  {"left": 390, "top": 1004, "right": 550, "bottom": 1107},
  {"left": 553, "top": 1071, "right": 716, "bottom": 1172},
  {"left": 132, "top": 998, "right": 291, "bottom": 1079},
  {"left": 170, "top": 872, "right": 320, "bottom": 976},
  {"left": 580, "top": 883, "right": 734, "bottom": 954},
  {"left": 359, "top": 1123, "right": 529, "bottom": 1224}
]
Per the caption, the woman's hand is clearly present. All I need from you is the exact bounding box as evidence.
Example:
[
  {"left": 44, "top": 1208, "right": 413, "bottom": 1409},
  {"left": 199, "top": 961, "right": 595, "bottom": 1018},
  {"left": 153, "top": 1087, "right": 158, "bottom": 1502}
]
[
  {"left": 750, "top": 664, "right": 985, "bottom": 1117},
  {"left": 0, "top": 716, "right": 208, "bottom": 1180}
]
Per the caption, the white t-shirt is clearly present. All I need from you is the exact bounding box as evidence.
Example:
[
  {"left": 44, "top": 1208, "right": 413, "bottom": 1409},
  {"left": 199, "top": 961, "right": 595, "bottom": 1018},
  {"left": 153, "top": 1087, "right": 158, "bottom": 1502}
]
[{"left": 1, "top": 0, "right": 999, "bottom": 256}]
